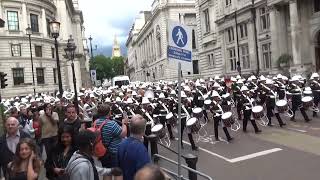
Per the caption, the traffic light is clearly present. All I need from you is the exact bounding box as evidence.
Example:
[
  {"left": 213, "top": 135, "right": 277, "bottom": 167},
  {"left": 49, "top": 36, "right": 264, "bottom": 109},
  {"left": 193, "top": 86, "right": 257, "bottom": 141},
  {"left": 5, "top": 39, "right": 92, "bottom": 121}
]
[{"left": 0, "top": 72, "right": 8, "bottom": 89}]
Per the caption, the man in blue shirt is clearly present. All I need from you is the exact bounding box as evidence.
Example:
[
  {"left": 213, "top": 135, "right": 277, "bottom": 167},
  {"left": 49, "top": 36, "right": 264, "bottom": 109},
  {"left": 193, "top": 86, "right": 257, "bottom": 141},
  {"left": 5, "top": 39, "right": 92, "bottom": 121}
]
[{"left": 118, "top": 115, "right": 151, "bottom": 180}]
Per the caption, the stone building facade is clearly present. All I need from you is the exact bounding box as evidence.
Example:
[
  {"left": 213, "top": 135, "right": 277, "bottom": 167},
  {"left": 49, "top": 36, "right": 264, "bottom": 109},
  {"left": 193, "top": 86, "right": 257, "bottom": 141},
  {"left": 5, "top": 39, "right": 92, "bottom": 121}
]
[
  {"left": 196, "top": 0, "right": 320, "bottom": 78},
  {"left": 0, "top": 0, "right": 89, "bottom": 98},
  {"left": 126, "top": 0, "right": 199, "bottom": 82}
]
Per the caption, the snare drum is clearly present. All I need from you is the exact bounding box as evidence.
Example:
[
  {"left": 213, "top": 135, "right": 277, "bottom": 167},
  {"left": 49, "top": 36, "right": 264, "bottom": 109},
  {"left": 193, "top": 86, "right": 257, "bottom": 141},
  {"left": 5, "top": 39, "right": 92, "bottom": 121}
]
[
  {"left": 276, "top": 100, "right": 288, "bottom": 113},
  {"left": 151, "top": 124, "right": 166, "bottom": 139},
  {"left": 192, "top": 107, "right": 203, "bottom": 119},
  {"left": 221, "top": 112, "right": 235, "bottom": 127},
  {"left": 186, "top": 117, "right": 201, "bottom": 133},
  {"left": 302, "top": 96, "right": 313, "bottom": 109},
  {"left": 252, "top": 106, "right": 264, "bottom": 119},
  {"left": 165, "top": 112, "right": 177, "bottom": 125}
]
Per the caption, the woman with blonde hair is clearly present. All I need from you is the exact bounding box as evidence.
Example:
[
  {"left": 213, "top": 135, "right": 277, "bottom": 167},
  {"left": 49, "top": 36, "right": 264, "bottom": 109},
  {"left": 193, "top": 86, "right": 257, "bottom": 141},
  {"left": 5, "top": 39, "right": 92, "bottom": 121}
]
[{"left": 7, "top": 138, "right": 41, "bottom": 180}]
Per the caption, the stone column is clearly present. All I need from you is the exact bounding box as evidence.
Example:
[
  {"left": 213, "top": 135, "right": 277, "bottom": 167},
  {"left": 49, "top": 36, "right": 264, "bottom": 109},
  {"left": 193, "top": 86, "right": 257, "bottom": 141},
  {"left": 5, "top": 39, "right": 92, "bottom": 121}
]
[
  {"left": 269, "top": 6, "right": 280, "bottom": 68},
  {"left": 289, "top": 0, "right": 301, "bottom": 66},
  {"left": 22, "top": 2, "right": 28, "bottom": 31},
  {"left": 41, "top": 8, "right": 47, "bottom": 37}
]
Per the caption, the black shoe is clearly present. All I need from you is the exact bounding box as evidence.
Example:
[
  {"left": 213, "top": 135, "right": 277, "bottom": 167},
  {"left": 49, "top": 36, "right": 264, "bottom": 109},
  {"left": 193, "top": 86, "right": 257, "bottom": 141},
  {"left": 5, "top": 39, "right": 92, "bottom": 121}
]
[
  {"left": 215, "top": 137, "right": 220, "bottom": 141},
  {"left": 290, "top": 118, "right": 296, "bottom": 122},
  {"left": 192, "top": 146, "right": 199, "bottom": 151},
  {"left": 280, "top": 123, "right": 286, "bottom": 127},
  {"left": 313, "top": 113, "right": 317, "bottom": 117},
  {"left": 243, "top": 130, "right": 247, "bottom": 133},
  {"left": 268, "top": 124, "right": 274, "bottom": 127},
  {"left": 255, "top": 130, "right": 262, "bottom": 134},
  {"left": 227, "top": 137, "right": 233, "bottom": 142},
  {"left": 306, "top": 119, "right": 312, "bottom": 123}
]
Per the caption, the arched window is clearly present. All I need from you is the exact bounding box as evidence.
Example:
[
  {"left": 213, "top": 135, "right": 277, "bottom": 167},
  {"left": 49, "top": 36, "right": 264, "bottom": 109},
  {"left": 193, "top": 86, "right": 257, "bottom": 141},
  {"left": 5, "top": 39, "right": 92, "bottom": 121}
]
[{"left": 156, "top": 26, "right": 162, "bottom": 58}]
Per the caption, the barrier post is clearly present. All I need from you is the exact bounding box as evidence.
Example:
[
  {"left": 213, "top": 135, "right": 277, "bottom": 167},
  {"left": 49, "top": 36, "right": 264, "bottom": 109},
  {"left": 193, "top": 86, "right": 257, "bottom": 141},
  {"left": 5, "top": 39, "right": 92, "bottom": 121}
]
[
  {"left": 148, "top": 134, "right": 159, "bottom": 162},
  {"left": 184, "top": 154, "right": 198, "bottom": 180}
]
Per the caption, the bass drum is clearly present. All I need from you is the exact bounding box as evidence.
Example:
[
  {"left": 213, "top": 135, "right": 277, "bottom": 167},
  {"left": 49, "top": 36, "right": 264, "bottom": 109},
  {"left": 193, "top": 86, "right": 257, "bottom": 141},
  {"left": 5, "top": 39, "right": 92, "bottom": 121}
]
[
  {"left": 252, "top": 106, "right": 264, "bottom": 119},
  {"left": 151, "top": 124, "right": 166, "bottom": 139},
  {"left": 221, "top": 112, "right": 235, "bottom": 128},
  {"left": 186, "top": 117, "right": 201, "bottom": 133}
]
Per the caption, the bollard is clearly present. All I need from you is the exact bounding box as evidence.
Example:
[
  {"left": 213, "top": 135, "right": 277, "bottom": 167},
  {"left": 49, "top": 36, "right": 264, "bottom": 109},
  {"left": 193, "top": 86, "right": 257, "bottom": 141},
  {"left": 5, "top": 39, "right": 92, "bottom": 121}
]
[
  {"left": 147, "top": 134, "right": 159, "bottom": 163},
  {"left": 184, "top": 153, "right": 198, "bottom": 180}
]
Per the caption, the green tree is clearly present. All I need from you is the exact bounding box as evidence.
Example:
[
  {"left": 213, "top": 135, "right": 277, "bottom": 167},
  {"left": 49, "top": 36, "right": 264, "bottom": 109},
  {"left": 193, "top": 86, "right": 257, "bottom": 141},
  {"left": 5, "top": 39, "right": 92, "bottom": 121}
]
[
  {"left": 90, "top": 55, "right": 126, "bottom": 80},
  {"left": 112, "top": 56, "right": 125, "bottom": 75}
]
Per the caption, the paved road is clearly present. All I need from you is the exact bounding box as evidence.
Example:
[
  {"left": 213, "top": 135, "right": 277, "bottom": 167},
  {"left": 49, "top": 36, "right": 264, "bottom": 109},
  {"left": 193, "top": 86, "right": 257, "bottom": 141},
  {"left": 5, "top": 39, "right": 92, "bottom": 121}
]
[{"left": 155, "top": 109, "right": 320, "bottom": 180}]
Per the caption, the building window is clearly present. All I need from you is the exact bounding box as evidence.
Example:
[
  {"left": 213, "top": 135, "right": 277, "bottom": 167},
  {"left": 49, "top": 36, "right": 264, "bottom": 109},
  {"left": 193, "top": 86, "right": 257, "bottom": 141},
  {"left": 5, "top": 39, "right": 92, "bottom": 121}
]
[
  {"left": 47, "top": 18, "right": 51, "bottom": 36},
  {"left": 238, "top": 23, "right": 248, "bottom": 39},
  {"left": 226, "top": 27, "right": 234, "bottom": 43},
  {"left": 226, "top": 0, "right": 232, "bottom": 6},
  {"left": 240, "top": 45, "right": 250, "bottom": 69},
  {"left": 36, "top": 68, "right": 45, "bottom": 84},
  {"left": 228, "top": 48, "right": 237, "bottom": 71},
  {"left": 193, "top": 60, "right": 199, "bottom": 74},
  {"left": 51, "top": 47, "right": 55, "bottom": 58},
  {"left": 208, "top": 53, "right": 215, "bottom": 67},
  {"left": 35, "top": 46, "right": 42, "bottom": 57},
  {"left": 203, "top": 9, "right": 210, "bottom": 33},
  {"left": 11, "top": 44, "right": 21, "bottom": 57},
  {"left": 30, "top": 14, "right": 39, "bottom": 32},
  {"left": 262, "top": 43, "right": 272, "bottom": 69},
  {"left": 156, "top": 26, "right": 162, "bottom": 58},
  {"left": 315, "top": 0, "right": 320, "bottom": 12},
  {"left": 192, "top": 29, "right": 196, "bottom": 49},
  {"left": 53, "top": 68, "right": 57, "bottom": 84},
  {"left": 260, "top": 7, "right": 270, "bottom": 31},
  {"left": 7, "top": 11, "right": 19, "bottom": 31},
  {"left": 12, "top": 68, "right": 24, "bottom": 85}
]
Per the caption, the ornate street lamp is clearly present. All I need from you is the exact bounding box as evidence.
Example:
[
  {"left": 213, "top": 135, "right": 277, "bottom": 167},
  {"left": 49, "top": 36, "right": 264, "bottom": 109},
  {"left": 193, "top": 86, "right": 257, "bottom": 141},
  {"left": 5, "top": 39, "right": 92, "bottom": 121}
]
[
  {"left": 26, "top": 26, "right": 36, "bottom": 96},
  {"left": 50, "top": 20, "right": 63, "bottom": 97},
  {"left": 64, "top": 35, "right": 79, "bottom": 114}
]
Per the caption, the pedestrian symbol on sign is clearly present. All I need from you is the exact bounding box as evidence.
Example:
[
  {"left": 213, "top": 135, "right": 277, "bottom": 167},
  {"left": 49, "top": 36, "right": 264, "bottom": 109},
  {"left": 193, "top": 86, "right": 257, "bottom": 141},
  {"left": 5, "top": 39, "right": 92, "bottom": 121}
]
[{"left": 172, "top": 26, "right": 188, "bottom": 48}]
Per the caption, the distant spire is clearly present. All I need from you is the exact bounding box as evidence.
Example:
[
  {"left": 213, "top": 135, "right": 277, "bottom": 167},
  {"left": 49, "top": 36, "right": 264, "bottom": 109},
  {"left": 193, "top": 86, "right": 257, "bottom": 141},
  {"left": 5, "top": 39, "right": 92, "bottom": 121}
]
[{"left": 112, "top": 34, "right": 121, "bottom": 58}]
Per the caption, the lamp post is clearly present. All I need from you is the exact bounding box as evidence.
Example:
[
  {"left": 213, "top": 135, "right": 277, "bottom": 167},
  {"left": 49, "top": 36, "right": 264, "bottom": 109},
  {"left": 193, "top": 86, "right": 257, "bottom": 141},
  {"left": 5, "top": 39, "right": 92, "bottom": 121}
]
[
  {"left": 64, "top": 35, "right": 79, "bottom": 114},
  {"left": 26, "top": 26, "right": 36, "bottom": 96},
  {"left": 88, "top": 35, "right": 93, "bottom": 60},
  {"left": 50, "top": 20, "right": 63, "bottom": 97}
]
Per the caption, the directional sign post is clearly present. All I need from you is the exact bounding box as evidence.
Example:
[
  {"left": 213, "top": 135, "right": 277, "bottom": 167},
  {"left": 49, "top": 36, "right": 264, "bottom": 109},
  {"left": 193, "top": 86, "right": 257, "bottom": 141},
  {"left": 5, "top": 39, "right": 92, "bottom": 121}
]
[{"left": 167, "top": 20, "right": 192, "bottom": 180}]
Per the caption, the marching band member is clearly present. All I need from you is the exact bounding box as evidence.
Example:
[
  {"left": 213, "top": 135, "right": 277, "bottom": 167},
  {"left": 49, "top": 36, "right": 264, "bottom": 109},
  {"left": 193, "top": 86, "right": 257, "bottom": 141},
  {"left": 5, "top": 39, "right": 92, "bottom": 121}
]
[
  {"left": 211, "top": 91, "right": 233, "bottom": 142},
  {"left": 287, "top": 76, "right": 311, "bottom": 122},
  {"left": 239, "top": 86, "right": 261, "bottom": 133},
  {"left": 310, "top": 73, "right": 320, "bottom": 117},
  {"left": 264, "top": 79, "right": 286, "bottom": 127}
]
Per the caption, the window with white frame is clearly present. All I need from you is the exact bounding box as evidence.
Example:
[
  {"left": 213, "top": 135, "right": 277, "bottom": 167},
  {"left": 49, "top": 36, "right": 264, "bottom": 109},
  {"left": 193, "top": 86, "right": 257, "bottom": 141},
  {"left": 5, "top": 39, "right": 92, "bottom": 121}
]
[
  {"left": 203, "top": 9, "right": 210, "bottom": 33},
  {"left": 7, "top": 11, "right": 19, "bottom": 31},
  {"left": 226, "top": 27, "right": 234, "bottom": 43},
  {"left": 226, "top": 0, "right": 232, "bottom": 6},
  {"left": 228, "top": 48, "right": 237, "bottom": 71},
  {"left": 260, "top": 7, "right": 270, "bottom": 31},
  {"left": 11, "top": 44, "right": 21, "bottom": 57},
  {"left": 240, "top": 45, "right": 250, "bottom": 69},
  {"left": 238, "top": 23, "right": 248, "bottom": 39},
  {"left": 262, "top": 43, "right": 272, "bottom": 69},
  {"left": 207, "top": 53, "right": 215, "bottom": 67}
]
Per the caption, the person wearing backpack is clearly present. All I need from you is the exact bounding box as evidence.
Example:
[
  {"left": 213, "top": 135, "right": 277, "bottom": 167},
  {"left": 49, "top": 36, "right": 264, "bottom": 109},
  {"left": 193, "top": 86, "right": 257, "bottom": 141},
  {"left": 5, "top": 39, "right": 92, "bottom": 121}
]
[
  {"left": 95, "top": 103, "right": 128, "bottom": 168},
  {"left": 66, "top": 130, "right": 122, "bottom": 180}
]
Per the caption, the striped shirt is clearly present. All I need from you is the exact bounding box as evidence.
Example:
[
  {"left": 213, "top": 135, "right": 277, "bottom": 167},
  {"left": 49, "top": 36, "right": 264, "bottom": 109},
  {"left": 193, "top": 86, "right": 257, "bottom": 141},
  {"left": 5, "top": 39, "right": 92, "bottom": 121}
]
[{"left": 96, "top": 118, "right": 122, "bottom": 154}]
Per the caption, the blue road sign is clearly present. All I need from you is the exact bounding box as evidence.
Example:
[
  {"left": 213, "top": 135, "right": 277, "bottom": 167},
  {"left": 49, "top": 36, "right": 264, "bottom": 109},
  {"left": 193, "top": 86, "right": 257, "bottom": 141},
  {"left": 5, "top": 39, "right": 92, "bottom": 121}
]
[{"left": 172, "top": 26, "right": 188, "bottom": 48}]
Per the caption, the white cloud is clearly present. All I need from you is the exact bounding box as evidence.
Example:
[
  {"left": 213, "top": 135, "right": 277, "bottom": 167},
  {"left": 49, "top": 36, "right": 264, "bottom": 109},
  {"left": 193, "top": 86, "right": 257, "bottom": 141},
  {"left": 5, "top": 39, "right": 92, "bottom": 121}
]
[{"left": 79, "top": 0, "right": 153, "bottom": 46}]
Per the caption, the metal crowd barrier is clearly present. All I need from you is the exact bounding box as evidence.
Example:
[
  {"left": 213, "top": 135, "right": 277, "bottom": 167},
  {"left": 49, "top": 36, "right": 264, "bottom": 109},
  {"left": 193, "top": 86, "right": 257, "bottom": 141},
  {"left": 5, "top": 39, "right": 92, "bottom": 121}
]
[{"left": 147, "top": 134, "right": 213, "bottom": 180}]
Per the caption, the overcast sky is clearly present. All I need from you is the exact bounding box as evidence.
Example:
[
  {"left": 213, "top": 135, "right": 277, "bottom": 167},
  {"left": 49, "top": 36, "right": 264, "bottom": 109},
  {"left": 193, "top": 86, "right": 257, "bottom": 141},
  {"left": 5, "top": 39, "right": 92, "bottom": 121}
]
[{"left": 79, "top": 0, "right": 153, "bottom": 47}]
